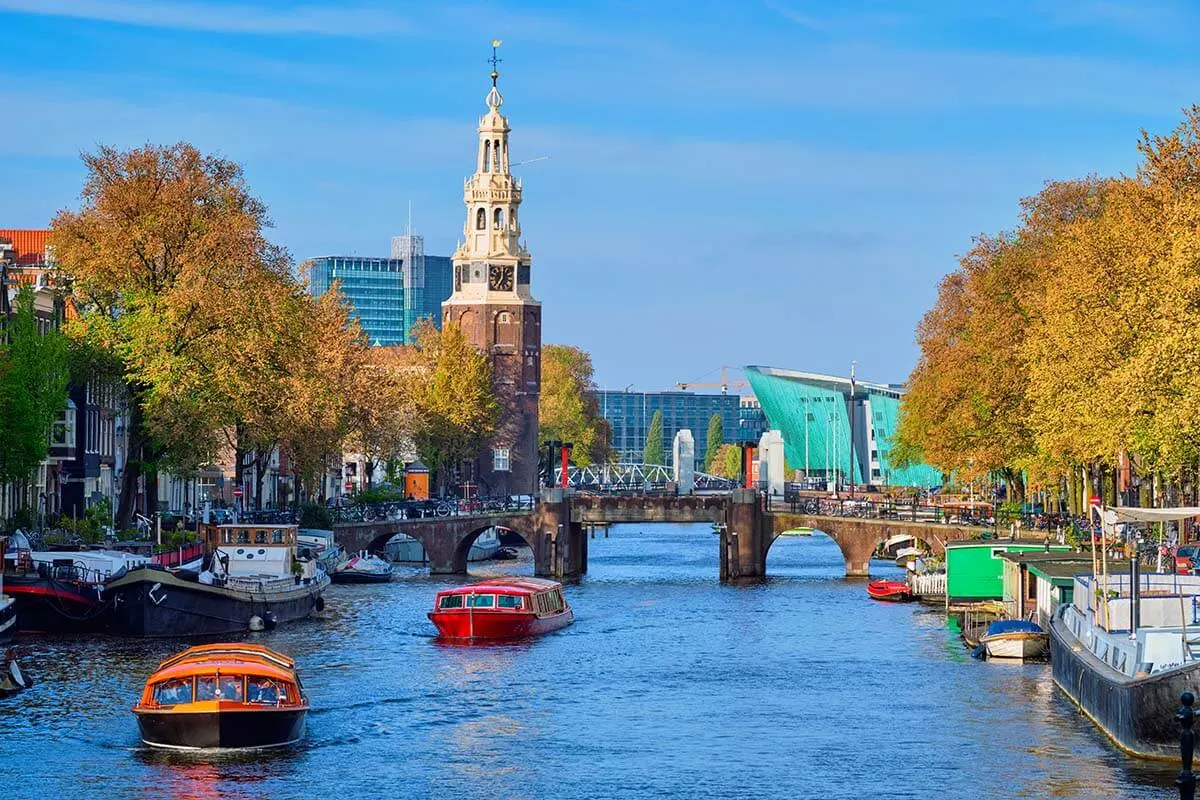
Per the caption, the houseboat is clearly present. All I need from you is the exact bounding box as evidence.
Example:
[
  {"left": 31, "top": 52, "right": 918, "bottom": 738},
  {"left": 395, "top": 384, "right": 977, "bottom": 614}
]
[
  {"left": 133, "top": 643, "right": 308, "bottom": 750},
  {"left": 2, "top": 532, "right": 149, "bottom": 633},
  {"left": 945, "top": 540, "right": 1071, "bottom": 605},
  {"left": 297, "top": 529, "right": 343, "bottom": 575},
  {"left": 331, "top": 552, "right": 392, "bottom": 584},
  {"left": 1048, "top": 505, "right": 1200, "bottom": 759},
  {"left": 105, "top": 523, "right": 329, "bottom": 637},
  {"left": 428, "top": 577, "right": 573, "bottom": 640}
]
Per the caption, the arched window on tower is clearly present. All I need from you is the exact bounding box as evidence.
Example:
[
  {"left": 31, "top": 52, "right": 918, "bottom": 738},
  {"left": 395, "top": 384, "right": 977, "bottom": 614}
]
[
  {"left": 476, "top": 208, "right": 486, "bottom": 230},
  {"left": 494, "top": 208, "right": 505, "bottom": 229},
  {"left": 493, "top": 139, "right": 501, "bottom": 171}
]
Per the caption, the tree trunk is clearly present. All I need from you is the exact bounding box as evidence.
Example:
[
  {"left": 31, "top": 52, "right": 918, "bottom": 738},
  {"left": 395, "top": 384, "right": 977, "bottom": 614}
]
[
  {"left": 253, "top": 446, "right": 271, "bottom": 509},
  {"left": 117, "top": 387, "right": 152, "bottom": 530}
]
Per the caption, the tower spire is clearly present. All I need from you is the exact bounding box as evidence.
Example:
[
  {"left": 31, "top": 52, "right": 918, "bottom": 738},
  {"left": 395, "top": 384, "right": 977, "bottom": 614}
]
[{"left": 489, "top": 39, "right": 502, "bottom": 87}]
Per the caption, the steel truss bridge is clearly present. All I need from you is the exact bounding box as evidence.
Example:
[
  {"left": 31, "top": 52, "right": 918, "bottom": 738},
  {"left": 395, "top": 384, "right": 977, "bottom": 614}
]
[{"left": 553, "top": 462, "right": 738, "bottom": 493}]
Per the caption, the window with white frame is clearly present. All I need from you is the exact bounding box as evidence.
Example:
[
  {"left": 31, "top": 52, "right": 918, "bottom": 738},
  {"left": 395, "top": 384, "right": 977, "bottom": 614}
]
[{"left": 492, "top": 447, "right": 510, "bottom": 472}]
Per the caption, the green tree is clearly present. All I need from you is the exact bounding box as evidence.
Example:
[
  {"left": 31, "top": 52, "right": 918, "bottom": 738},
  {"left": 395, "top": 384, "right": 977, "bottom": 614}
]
[
  {"left": 0, "top": 287, "right": 70, "bottom": 484},
  {"left": 643, "top": 409, "right": 664, "bottom": 465},
  {"left": 539, "top": 344, "right": 610, "bottom": 466},
  {"left": 703, "top": 413, "right": 723, "bottom": 471}
]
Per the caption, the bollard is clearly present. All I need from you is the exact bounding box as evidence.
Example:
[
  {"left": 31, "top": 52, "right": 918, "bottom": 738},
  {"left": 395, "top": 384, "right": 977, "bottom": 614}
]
[{"left": 1180, "top": 691, "right": 1197, "bottom": 800}]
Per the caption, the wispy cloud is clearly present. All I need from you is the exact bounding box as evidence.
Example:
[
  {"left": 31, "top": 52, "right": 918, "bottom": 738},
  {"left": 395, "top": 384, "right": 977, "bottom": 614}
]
[
  {"left": 0, "top": 0, "right": 414, "bottom": 37},
  {"left": 762, "top": 0, "right": 828, "bottom": 32}
]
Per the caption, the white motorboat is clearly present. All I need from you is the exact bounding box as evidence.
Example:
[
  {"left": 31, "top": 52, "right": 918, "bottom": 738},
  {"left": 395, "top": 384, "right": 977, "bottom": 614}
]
[
  {"left": 332, "top": 551, "right": 393, "bottom": 584},
  {"left": 979, "top": 619, "right": 1047, "bottom": 659}
]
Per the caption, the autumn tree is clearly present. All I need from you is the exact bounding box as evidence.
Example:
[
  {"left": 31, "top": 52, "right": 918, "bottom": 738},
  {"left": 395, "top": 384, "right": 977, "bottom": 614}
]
[
  {"left": 708, "top": 443, "right": 743, "bottom": 480},
  {"left": 50, "top": 143, "right": 295, "bottom": 526},
  {"left": 643, "top": 409, "right": 664, "bottom": 465},
  {"left": 703, "top": 413, "right": 723, "bottom": 472},
  {"left": 0, "top": 287, "right": 70, "bottom": 485},
  {"left": 343, "top": 340, "right": 418, "bottom": 490},
  {"left": 538, "top": 344, "right": 610, "bottom": 466},
  {"left": 408, "top": 321, "right": 499, "bottom": 487}
]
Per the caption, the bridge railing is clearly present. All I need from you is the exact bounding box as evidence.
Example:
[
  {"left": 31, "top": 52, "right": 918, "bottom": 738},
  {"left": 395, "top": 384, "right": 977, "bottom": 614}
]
[
  {"left": 765, "top": 494, "right": 1000, "bottom": 528},
  {"left": 330, "top": 495, "right": 535, "bottom": 525}
]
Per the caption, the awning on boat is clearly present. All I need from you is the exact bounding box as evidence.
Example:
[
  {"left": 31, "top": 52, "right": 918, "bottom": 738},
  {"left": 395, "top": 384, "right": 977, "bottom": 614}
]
[{"left": 1102, "top": 506, "right": 1200, "bottom": 525}]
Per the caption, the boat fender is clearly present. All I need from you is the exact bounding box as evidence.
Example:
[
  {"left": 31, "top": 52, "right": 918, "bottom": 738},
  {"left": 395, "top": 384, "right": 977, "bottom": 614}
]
[
  {"left": 315, "top": 596, "right": 325, "bottom": 612},
  {"left": 249, "top": 615, "right": 266, "bottom": 632},
  {"left": 264, "top": 612, "right": 278, "bottom": 631}
]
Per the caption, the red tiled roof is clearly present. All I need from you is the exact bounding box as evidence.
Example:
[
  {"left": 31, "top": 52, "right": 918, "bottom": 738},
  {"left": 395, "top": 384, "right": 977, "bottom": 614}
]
[{"left": 0, "top": 229, "right": 51, "bottom": 266}]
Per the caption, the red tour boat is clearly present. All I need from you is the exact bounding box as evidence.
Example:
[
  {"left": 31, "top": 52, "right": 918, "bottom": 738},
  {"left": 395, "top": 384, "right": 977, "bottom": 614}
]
[
  {"left": 866, "top": 580, "right": 913, "bottom": 602},
  {"left": 428, "top": 577, "right": 573, "bottom": 640}
]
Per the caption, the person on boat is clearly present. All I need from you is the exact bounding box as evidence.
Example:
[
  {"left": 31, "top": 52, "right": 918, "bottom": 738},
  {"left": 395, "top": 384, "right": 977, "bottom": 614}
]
[
  {"left": 219, "top": 675, "right": 243, "bottom": 701},
  {"left": 248, "top": 678, "right": 279, "bottom": 704},
  {"left": 196, "top": 676, "right": 218, "bottom": 701}
]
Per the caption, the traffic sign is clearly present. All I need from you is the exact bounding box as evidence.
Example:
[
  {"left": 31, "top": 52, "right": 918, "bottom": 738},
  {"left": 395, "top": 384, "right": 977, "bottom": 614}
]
[{"left": 232, "top": 487, "right": 244, "bottom": 496}]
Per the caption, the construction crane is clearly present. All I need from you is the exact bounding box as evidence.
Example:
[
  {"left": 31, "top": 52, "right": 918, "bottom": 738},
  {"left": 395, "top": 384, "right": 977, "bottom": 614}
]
[{"left": 674, "top": 366, "right": 748, "bottom": 395}]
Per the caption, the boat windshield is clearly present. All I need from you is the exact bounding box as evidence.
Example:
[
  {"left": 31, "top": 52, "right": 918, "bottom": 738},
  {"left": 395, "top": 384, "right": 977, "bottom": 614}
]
[
  {"left": 154, "top": 677, "right": 194, "bottom": 705},
  {"left": 439, "top": 594, "right": 464, "bottom": 610},
  {"left": 194, "top": 675, "right": 244, "bottom": 701},
  {"left": 497, "top": 595, "right": 523, "bottom": 609},
  {"left": 248, "top": 677, "right": 284, "bottom": 704},
  {"left": 467, "top": 594, "right": 495, "bottom": 608}
]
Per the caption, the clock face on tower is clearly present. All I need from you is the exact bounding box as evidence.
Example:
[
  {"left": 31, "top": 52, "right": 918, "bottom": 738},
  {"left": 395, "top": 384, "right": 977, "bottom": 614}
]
[{"left": 488, "top": 264, "right": 514, "bottom": 291}]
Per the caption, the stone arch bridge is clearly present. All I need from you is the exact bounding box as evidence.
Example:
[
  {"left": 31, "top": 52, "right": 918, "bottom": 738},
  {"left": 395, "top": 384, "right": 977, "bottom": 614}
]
[{"left": 334, "top": 489, "right": 987, "bottom": 582}]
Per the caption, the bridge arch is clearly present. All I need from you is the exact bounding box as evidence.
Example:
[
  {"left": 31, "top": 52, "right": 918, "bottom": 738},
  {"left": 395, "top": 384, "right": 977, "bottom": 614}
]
[{"left": 766, "top": 511, "right": 975, "bottom": 578}]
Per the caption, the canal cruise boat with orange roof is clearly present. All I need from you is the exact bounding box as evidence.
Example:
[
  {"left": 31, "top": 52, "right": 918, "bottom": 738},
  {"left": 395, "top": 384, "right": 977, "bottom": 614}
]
[
  {"left": 133, "top": 643, "right": 309, "bottom": 750},
  {"left": 428, "top": 577, "right": 573, "bottom": 640}
]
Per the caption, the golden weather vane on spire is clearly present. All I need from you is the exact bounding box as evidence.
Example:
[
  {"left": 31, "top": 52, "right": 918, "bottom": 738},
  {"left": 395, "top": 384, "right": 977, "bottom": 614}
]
[{"left": 489, "top": 39, "right": 503, "bottom": 87}]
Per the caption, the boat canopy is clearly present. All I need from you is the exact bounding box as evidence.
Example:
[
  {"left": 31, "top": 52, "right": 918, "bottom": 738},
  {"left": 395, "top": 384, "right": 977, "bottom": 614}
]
[{"left": 1101, "top": 506, "right": 1200, "bottom": 524}]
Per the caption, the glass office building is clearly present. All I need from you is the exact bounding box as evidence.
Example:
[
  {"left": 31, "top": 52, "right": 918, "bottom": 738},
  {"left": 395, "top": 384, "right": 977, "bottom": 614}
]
[
  {"left": 309, "top": 236, "right": 455, "bottom": 346},
  {"left": 593, "top": 390, "right": 750, "bottom": 468},
  {"left": 743, "top": 365, "right": 942, "bottom": 488}
]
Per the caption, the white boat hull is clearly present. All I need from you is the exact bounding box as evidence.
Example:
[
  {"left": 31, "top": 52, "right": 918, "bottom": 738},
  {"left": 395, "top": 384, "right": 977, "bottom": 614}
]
[
  {"left": 386, "top": 536, "right": 427, "bottom": 563},
  {"left": 981, "top": 632, "right": 1047, "bottom": 660},
  {"left": 469, "top": 529, "right": 500, "bottom": 562}
]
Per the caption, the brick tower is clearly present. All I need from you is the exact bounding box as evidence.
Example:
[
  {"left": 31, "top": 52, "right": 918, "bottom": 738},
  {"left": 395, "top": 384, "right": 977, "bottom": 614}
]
[{"left": 442, "top": 44, "right": 540, "bottom": 496}]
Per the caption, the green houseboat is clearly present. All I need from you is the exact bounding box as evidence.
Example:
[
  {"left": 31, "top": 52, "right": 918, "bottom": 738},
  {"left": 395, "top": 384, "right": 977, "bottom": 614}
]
[{"left": 945, "top": 541, "right": 1073, "bottom": 604}]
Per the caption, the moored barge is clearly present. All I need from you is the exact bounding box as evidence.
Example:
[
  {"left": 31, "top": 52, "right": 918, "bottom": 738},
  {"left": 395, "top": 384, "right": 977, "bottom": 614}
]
[
  {"left": 106, "top": 523, "right": 328, "bottom": 637},
  {"left": 133, "top": 643, "right": 308, "bottom": 750},
  {"left": 1049, "top": 505, "right": 1200, "bottom": 759},
  {"left": 429, "top": 577, "right": 573, "bottom": 640}
]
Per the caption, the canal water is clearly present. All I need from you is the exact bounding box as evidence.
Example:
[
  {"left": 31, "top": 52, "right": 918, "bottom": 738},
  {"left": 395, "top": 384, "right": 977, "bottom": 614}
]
[{"left": 0, "top": 524, "right": 1179, "bottom": 799}]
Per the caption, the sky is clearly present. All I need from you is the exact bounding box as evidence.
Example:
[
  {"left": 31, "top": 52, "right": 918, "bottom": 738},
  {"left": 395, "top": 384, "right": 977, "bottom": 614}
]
[{"left": 2, "top": 1, "right": 1198, "bottom": 393}]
